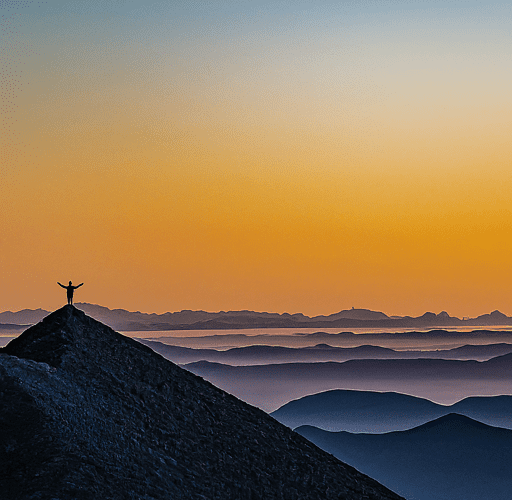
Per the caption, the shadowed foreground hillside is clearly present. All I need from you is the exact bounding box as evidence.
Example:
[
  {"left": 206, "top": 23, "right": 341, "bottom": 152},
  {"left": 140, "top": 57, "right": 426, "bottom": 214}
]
[{"left": 0, "top": 306, "right": 404, "bottom": 500}]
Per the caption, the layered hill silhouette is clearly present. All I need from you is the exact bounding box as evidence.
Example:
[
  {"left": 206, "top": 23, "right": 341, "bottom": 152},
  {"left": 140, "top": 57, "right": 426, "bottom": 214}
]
[
  {"left": 271, "top": 389, "right": 512, "bottom": 432},
  {"left": 0, "top": 308, "right": 49, "bottom": 326},
  {"left": 185, "top": 356, "right": 512, "bottom": 410},
  {"left": 140, "top": 339, "right": 512, "bottom": 365},
  {"left": 150, "top": 329, "right": 512, "bottom": 351},
  {"left": 0, "top": 306, "right": 404, "bottom": 500},
  {"left": 3, "top": 303, "right": 512, "bottom": 331},
  {"left": 297, "top": 414, "right": 512, "bottom": 500}
]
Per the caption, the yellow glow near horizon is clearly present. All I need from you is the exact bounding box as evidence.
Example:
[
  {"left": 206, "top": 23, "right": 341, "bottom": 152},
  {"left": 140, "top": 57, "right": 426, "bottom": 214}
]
[{"left": 2, "top": 1, "right": 512, "bottom": 317}]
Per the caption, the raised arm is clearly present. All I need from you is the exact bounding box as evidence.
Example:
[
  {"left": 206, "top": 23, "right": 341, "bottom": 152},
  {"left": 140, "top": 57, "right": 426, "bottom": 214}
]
[
  {"left": 74, "top": 283, "right": 84, "bottom": 289},
  {"left": 57, "top": 282, "right": 66, "bottom": 289}
]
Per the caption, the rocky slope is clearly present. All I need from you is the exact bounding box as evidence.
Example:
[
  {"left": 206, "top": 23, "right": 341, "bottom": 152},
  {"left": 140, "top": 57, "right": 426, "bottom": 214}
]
[{"left": 0, "top": 305, "right": 404, "bottom": 500}]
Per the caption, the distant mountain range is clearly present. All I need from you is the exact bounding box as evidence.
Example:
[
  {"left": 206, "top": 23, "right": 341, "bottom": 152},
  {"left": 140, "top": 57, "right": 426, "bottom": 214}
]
[
  {"left": 0, "top": 324, "right": 28, "bottom": 331},
  {"left": 270, "top": 389, "right": 512, "bottom": 432},
  {"left": 139, "top": 339, "right": 512, "bottom": 365},
  {"left": 297, "top": 414, "right": 512, "bottom": 500},
  {"left": 2, "top": 303, "right": 512, "bottom": 330},
  {"left": 150, "top": 329, "right": 512, "bottom": 350},
  {"left": 184, "top": 355, "right": 512, "bottom": 410}
]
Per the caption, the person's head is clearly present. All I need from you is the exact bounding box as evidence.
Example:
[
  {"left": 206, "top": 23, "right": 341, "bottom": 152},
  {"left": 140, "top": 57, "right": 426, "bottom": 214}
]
[{"left": 69, "top": 281, "right": 72, "bottom": 285}]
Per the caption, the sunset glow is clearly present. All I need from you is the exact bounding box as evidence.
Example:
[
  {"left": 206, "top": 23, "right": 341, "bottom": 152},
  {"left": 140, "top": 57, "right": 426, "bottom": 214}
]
[{"left": 2, "top": 1, "right": 512, "bottom": 316}]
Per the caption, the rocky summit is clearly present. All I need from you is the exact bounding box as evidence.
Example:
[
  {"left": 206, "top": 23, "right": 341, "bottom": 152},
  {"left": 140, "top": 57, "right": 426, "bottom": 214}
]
[{"left": 0, "top": 305, "right": 404, "bottom": 500}]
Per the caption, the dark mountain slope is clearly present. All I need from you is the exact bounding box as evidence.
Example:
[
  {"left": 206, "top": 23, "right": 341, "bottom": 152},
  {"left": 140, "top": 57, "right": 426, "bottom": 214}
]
[
  {"left": 297, "top": 414, "right": 512, "bottom": 500},
  {"left": 0, "top": 306, "right": 403, "bottom": 500}
]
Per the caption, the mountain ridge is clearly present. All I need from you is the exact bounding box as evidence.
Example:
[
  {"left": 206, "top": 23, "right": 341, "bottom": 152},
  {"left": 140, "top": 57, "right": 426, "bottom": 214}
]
[
  {"left": 270, "top": 389, "right": 512, "bottom": 432},
  {"left": 185, "top": 356, "right": 512, "bottom": 410},
  {"left": 3, "top": 303, "right": 512, "bottom": 330},
  {"left": 0, "top": 305, "right": 403, "bottom": 499},
  {"left": 139, "top": 340, "right": 512, "bottom": 365}
]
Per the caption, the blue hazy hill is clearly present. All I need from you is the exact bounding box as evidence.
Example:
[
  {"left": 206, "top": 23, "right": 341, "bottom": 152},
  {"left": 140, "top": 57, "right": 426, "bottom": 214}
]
[
  {"left": 297, "top": 414, "right": 512, "bottom": 500},
  {"left": 271, "top": 389, "right": 512, "bottom": 432}
]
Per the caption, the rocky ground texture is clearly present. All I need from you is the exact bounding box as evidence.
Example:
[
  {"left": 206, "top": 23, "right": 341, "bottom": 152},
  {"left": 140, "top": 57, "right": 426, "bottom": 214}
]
[{"left": 0, "top": 305, "right": 404, "bottom": 500}]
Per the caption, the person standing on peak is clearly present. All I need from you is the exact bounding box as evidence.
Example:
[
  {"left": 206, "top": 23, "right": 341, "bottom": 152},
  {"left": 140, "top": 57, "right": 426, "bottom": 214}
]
[{"left": 58, "top": 281, "right": 84, "bottom": 305}]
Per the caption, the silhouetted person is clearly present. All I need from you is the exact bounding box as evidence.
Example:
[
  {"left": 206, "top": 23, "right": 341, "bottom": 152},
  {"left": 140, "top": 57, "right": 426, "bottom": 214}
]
[{"left": 58, "top": 281, "right": 83, "bottom": 305}]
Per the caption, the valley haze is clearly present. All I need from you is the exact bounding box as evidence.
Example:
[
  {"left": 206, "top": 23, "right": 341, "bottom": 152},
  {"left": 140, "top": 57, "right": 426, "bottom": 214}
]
[{"left": 2, "top": 306, "right": 511, "bottom": 498}]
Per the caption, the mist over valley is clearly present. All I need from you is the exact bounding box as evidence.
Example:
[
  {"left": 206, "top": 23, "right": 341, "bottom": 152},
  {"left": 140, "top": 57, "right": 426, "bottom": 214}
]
[{"left": 2, "top": 304, "right": 511, "bottom": 498}]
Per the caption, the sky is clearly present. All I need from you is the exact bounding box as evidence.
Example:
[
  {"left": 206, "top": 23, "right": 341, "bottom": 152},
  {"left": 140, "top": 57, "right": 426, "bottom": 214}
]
[{"left": 1, "top": 0, "right": 511, "bottom": 317}]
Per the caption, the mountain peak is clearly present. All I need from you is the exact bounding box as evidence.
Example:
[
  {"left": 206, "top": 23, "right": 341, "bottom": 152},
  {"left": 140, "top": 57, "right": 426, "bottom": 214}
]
[
  {"left": 419, "top": 311, "right": 437, "bottom": 320},
  {"left": 3, "top": 304, "right": 154, "bottom": 375},
  {"left": 490, "top": 310, "right": 507, "bottom": 318},
  {"left": 407, "top": 412, "right": 492, "bottom": 434},
  {"left": 0, "top": 307, "right": 404, "bottom": 499}
]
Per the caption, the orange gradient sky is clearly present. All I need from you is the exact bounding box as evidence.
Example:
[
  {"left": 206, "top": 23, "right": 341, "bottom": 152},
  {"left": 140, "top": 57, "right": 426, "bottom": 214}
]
[{"left": 1, "top": 1, "right": 512, "bottom": 317}]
